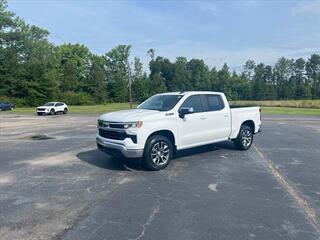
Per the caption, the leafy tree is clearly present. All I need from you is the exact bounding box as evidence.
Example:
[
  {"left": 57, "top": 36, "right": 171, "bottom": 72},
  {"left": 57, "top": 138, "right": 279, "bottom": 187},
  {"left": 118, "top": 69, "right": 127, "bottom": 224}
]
[
  {"left": 186, "top": 59, "right": 210, "bottom": 90},
  {"left": 251, "top": 63, "right": 266, "bottom": 100},
  {"left": 173, "top": 57, "right": 190, "bottom": 91},
  {"left": 105, "top": 45, "right": 131, "bottom": 102},
  {"left": 132, "top": 57, "right": 149, "bottom": 101},
  {"left": 273, "top": 57, "right": 294, "bottom": 99},
  {"left": 306, "top": 54, "right": 320, "bottom": 99},
  {"left": 86, "top": 55, "right": 107, "bottom": 103}
]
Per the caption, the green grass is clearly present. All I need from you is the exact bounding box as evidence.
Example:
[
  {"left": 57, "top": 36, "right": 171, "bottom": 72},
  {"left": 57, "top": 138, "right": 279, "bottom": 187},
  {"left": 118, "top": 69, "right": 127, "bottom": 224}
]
[
  {"left": 4, "top": 101, "right": 320, "bottom": 116},
  {"left": 230, "top": 99, "right": 320, "bottom": 108},
  {"left": 261, "top": 107, "right": 320, "bottom": 116},
  {"left": 10, "top": 103, "right": 137, "bottom": 114}
]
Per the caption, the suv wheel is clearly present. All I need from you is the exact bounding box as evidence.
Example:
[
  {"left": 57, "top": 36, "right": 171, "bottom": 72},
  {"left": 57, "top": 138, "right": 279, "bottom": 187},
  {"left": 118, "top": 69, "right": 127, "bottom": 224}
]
[
  {"left": 63, "top": 108, "right": 68, "bottom": 114},
  {"left": 50, "top": 109, "right": 55, "bottom": 115},
  {"left": 234, "top": 125, "right": 253, "bottom": 150},
  {"left": 142, "top": 135, "right": 173, "bottom": 170}
]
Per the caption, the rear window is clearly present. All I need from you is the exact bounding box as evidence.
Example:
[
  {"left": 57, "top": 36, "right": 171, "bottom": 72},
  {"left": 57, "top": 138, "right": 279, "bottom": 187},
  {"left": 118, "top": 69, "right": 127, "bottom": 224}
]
[{"left": 206, "top": 95, "right": 224, "bottom": 111}]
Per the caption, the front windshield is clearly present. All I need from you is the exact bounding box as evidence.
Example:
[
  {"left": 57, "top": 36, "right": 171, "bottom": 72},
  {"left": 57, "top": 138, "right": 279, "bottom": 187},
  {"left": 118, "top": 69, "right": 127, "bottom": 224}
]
[
  {"left": 43, "top": 102, "right": 55, "bottom": 106},
  {"left": 138, "top": 94, "right": 183, "bottom": 111}
]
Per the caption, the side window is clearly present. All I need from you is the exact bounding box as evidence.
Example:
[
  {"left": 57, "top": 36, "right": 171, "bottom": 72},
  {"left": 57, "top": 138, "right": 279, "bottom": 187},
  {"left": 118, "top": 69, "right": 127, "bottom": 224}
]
[
  {"left": 206, "top": 95, "right": 224, "bottom": 111},
  {"left": 180, "top": 95, "right": 203, "bottom": 113},
  {"left": 55, "top": 103, "right": 62, "bottom": 106}
]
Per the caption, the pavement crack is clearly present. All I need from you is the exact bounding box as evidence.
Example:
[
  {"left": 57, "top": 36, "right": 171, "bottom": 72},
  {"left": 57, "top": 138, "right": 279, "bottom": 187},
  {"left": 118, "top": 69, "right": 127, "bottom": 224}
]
[
  {"left": 131, "top": 204, "right": 160, "bottom": 240},
  {"left": 253, "top": 144, "right": 320, "bottom": 235}
]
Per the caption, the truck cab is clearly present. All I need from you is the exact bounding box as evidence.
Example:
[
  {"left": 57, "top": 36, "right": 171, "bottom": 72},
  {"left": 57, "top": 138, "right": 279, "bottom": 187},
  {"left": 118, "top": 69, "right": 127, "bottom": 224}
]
[{"left": 97, "top": 91, "right": 261, "bottom": 170}]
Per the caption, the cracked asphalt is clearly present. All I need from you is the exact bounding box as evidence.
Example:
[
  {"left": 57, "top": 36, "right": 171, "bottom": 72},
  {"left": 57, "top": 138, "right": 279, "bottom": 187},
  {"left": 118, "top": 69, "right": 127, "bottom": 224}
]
[{"left": 0, "top": 113, "right": 320, "bottom": 240}]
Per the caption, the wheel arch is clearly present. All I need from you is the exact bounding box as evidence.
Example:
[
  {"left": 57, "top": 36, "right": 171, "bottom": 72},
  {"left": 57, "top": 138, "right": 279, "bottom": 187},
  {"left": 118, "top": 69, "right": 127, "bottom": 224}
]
[
  {"left": 146, "top": 129, "right": 176, "bottom": 148},
  {"left": 241, "top": 120, "right": 255, "bottom": 132}
]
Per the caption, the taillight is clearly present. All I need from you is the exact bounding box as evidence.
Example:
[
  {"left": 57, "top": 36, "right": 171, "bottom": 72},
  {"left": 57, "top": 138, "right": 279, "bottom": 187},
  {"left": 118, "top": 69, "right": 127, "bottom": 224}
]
[{"left": 259, "top": 107, "right": 261, "bottom": 120}]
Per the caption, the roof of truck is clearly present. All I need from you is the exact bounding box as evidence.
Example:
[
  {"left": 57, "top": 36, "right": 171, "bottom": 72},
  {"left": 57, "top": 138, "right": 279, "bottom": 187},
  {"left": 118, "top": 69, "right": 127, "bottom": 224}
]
[{"left": 157, "top": 91, "right": 223, "bottom": 95}]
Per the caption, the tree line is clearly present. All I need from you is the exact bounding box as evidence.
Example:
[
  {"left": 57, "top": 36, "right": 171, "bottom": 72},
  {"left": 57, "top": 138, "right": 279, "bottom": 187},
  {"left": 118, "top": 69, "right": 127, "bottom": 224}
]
[{"left": 1, "top": 0, "right": 319, "bottom": 107}]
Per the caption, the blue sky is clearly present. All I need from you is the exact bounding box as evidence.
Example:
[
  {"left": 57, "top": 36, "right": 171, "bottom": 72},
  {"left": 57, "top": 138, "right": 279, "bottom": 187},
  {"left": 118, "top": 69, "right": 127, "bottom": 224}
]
[{"left": 8, "top": 0, "right": 320, "bottom": 71}]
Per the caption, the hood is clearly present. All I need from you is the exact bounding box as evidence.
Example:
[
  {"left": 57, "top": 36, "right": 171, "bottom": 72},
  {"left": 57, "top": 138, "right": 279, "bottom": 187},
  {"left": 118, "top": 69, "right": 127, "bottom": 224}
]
[{"left": 99, "top": 109, "right": 161, "bottom": 122}]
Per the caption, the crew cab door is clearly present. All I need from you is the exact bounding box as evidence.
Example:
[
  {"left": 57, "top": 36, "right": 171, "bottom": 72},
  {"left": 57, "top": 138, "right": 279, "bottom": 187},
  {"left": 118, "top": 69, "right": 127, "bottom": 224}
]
[
  {"left": 177, "top": 95, "right": 209, "bottom": 148},
  {"left": 202, "top": 94, "right": 231, "bottom": 142}
]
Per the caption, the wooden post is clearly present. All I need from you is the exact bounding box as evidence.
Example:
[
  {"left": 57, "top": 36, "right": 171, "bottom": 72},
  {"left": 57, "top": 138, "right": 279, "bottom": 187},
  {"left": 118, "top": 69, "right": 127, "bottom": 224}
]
[{"left": 128, "top": 61, "right": 132, "bottom": 109}]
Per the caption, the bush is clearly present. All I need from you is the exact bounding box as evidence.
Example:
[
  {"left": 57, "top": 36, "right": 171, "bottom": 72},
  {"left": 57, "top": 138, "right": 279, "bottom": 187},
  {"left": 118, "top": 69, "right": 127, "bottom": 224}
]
[{"left": 60, "top": 92, "right": 95, "bottom": 105}]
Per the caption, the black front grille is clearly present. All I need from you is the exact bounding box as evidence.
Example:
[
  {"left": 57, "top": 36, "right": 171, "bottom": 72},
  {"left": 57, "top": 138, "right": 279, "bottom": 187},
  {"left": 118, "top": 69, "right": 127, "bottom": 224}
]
[
  {"left": 98, "top": 129, "right": 137, "bottom": 143},
  {"left": 98, "top": 121, "right": 125, "bottom": 129},
  {"left": 37, "top": 108, "right": 45, "bottom": 111},
  {"left": 109, "top": 123, "right": 125, "bottom": 129}
]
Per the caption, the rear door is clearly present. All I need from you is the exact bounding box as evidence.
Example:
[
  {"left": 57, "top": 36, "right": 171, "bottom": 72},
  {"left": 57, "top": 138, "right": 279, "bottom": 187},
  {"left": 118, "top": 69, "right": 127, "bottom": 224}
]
[
  {"left": 203, "top": 94, "right": 231, "bottom": 142},
  {"left": 55, "top": 103, "right": 63, "bottom": 112},
  {"left": 177, "top": 95, "right": 209, "bottom": 148}
]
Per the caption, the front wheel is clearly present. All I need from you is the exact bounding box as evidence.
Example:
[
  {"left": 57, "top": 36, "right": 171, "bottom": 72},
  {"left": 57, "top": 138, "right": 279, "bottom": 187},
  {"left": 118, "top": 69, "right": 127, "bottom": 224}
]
[
  {"left": 50, "top": 109, "right": 55, "bottom": 115},
  {"left": 234, "top": 125, "right": 253, "bottom": 150},
  {"left": 142, "top": 135, "right": 173, "bottom": 170}
]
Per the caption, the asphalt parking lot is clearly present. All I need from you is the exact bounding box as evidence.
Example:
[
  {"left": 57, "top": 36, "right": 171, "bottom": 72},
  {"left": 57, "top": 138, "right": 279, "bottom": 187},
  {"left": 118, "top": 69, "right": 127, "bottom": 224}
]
[{"left": 0, "top": 113, "right": 320, "bottom": 240}]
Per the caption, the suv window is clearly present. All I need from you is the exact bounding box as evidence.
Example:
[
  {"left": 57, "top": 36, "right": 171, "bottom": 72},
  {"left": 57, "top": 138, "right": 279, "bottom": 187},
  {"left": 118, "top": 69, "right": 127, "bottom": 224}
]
[
  {"left": 180, "top": 95, "right": 204, "bottom": 113},
  {"left": 206, "top": 95, "right": 224, "bottom": 111},
  {"left": 55, "top": 103, "right": 63, "bottom": 106}
]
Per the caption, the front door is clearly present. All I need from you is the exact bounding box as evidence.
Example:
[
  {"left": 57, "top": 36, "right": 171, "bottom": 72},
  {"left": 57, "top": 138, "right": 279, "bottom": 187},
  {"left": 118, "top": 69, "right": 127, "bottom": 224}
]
[{"left": 177, "top": 95, "right": 209, "bottom": 149}]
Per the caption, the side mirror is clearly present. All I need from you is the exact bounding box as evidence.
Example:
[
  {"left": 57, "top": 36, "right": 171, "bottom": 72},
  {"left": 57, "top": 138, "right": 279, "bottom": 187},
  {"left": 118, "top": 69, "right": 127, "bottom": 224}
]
[{"left": 179, "top": 107, "right": 194, "bottom": 118}]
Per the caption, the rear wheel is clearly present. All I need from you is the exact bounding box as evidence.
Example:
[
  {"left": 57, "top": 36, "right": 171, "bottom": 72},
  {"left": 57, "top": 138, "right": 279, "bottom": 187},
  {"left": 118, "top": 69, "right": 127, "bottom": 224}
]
[
  {"left": 234, "top": 125, "right": 253, "bottom": 150},
  {"left": 63, "top": 108, "right": 68, "bottom": 114},
  {"left": 142, "top": 135, "right": 173, "bottom": 170}
]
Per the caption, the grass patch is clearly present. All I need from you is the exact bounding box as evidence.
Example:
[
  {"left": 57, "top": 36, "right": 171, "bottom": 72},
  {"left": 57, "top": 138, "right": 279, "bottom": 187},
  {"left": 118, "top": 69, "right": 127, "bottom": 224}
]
[
  {"left": 4, "top": 101, "right": 320, "bottom": 116},
  {"left": 230, "top": 99, "right": 320, "bottom": 108},
  {"left": 10, "top": 103, "right": 136, "bottom": 114},
  {"left": 262, "top": 107, "right": 320, "bottom": 116}
]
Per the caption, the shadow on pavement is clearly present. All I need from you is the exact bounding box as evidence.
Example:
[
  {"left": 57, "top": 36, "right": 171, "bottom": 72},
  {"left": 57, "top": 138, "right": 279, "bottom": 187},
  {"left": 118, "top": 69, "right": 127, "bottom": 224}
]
[
  {"left": 76, "top": 149, "right": 142, "bottom": 171},
  {"left": 77, "top": 141, "right": 237, "bottom": 171},
  {"left": 176, "top": 141, "right": 237, "bottom": 159}
]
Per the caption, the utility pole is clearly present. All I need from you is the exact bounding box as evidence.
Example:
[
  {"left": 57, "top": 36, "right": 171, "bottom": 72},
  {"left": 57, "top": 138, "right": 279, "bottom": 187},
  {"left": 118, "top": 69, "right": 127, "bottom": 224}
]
[{"left": 127, "top": 61, "right": 132, "bottom": 109}]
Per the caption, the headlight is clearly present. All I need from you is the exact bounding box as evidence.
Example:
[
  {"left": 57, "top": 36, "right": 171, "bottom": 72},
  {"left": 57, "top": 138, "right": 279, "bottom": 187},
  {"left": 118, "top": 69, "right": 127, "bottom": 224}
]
[{"left": 123, "top": 121, "right": 143, "bottom": 129}]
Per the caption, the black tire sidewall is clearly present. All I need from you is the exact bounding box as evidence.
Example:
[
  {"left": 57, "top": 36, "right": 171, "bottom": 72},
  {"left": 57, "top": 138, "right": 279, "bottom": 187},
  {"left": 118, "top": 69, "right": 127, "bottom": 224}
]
[
  {"left": 236, "top": 125, "right": 253, "bottom": 150},
  {"left": 50, "top": 109, "right": 55, "bottom": 115},
  {"left": 143, "top": 135, "right": 173, "bottom": 170},
  {"left": 63, "top": 108, "right": 68, "bottom": 114}
]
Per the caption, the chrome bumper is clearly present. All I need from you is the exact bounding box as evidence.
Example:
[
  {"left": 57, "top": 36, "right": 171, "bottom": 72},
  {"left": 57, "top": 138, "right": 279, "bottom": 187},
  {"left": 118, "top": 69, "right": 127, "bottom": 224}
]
[{"left": 96, "top": 137, "right": 143, "bottom": 158}]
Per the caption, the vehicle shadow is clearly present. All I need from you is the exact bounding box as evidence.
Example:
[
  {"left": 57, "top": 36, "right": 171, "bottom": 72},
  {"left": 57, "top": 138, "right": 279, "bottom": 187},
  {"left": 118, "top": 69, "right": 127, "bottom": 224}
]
[
  {"left": 76, "top": 149, "right": 142, "bottom": 171},
  {"left": 175, "top": 141, "right": 237, "bottom": 159},
  {"left": 77, "top": 141, "right": 237, "bottom": 171}
]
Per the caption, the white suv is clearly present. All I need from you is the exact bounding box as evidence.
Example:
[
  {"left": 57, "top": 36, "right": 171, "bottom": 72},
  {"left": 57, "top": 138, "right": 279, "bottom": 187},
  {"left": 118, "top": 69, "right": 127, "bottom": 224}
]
[{"left": 36, "top": 102, "right": 68, "bottom": 115}]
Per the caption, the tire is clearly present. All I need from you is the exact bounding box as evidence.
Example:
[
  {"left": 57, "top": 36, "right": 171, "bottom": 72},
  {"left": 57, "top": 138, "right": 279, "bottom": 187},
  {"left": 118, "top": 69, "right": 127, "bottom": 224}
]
[
  {"left": 50, "top": 109, "right": 55, "bottom": 115},
  {"left": 142, "top": 135, "right": 173, "bottom": 170},
  {"left": 234, "top": 124, "right": 253, "bottom": 150},
  {"left": 63, "top": 108, "right": 68, "bottom": 114}
]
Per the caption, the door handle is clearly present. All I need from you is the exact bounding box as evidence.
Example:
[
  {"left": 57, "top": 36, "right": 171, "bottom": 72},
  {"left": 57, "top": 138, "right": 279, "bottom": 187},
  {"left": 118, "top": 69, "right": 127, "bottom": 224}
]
[
  {"left": 224, "top": 114, "right": 229, "bottom": 117},
  {"left": 200, "top": 116, "right": 207, "bottom": 120}
]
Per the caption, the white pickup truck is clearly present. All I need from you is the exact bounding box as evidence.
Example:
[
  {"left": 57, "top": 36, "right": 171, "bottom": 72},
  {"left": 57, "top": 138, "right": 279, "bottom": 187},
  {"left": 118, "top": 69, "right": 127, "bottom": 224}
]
[{"left": 96, "top": 91, "right": 261, "bottom": 170}]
